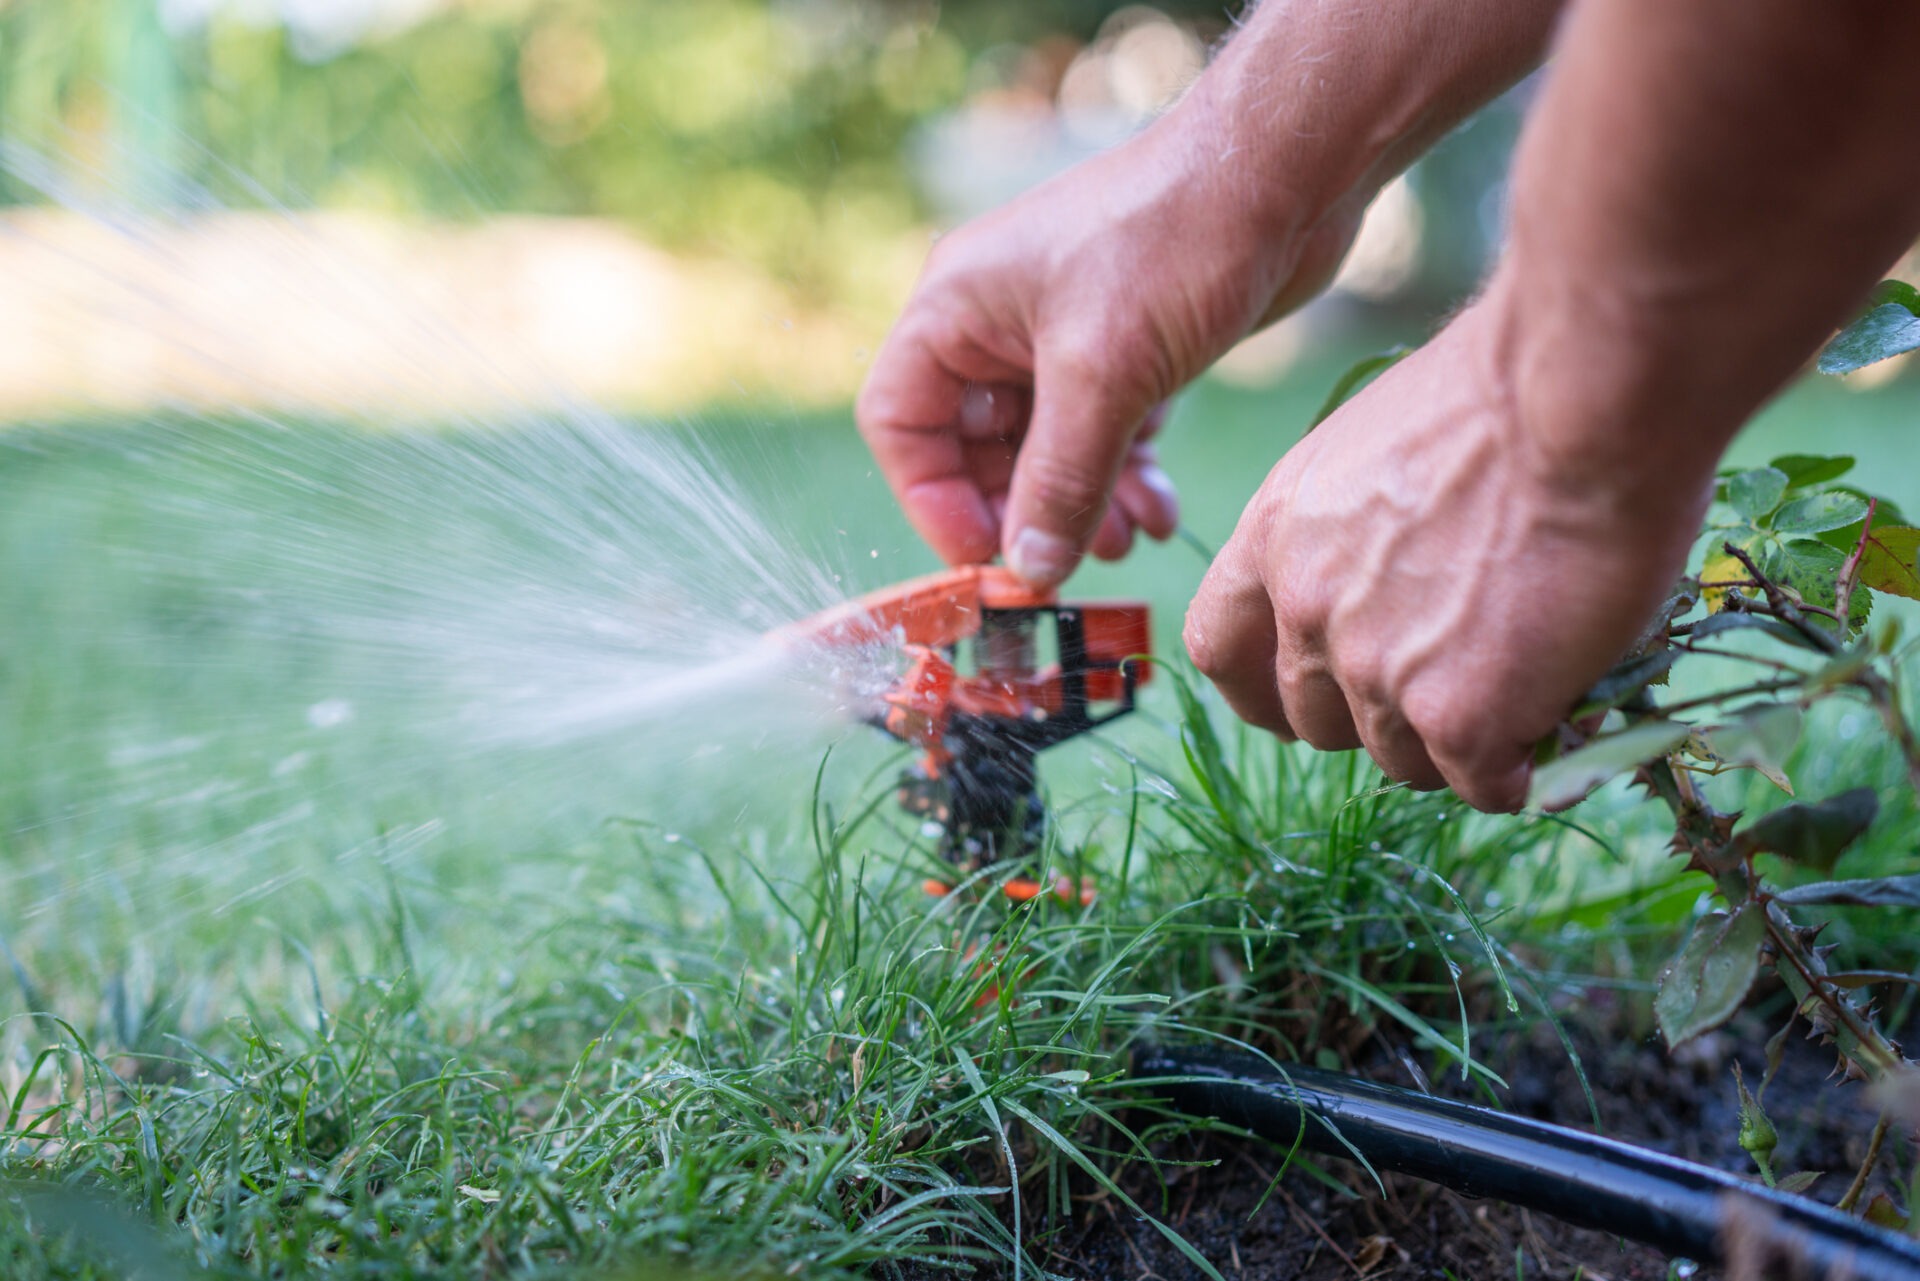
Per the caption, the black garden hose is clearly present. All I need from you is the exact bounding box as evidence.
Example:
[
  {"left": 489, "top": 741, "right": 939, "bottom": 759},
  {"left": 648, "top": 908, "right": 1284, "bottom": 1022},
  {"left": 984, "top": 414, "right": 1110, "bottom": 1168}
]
[{"left": 1134, "top": 1044, "right": 1920, "bottom": 1280}]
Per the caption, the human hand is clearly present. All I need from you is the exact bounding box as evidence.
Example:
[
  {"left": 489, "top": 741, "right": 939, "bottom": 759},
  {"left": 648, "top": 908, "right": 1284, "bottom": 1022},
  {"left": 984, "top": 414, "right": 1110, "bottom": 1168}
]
[
  {"left": 856, "top": 99, "right": 1369, "bottom": 586},
  {"left": 1182, "top": 303, "right": 1712, "bottom": 811}
]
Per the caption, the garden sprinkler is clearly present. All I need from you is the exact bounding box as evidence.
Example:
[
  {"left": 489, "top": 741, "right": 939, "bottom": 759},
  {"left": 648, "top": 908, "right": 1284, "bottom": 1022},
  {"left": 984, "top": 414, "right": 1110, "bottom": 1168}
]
[{"left": 774, "top": 565, "right": 1151, "bottom": 898}]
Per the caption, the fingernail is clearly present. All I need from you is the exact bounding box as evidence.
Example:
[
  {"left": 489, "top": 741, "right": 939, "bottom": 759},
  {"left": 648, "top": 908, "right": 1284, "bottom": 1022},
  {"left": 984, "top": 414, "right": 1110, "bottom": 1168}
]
[
  {"left": 1137, "top": 463, "right": 1176, "bottom": 504},
  {"left": 959, "top": 385, "right": 996, "bottom": 437},
  {"left": 1008, "top": 527, "right": 1076, "bottom": 585}
]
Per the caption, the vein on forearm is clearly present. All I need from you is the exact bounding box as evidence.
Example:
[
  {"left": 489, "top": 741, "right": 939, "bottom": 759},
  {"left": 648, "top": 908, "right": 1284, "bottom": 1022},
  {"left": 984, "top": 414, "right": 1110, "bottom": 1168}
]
[{"left": 1195, "top": 0, "right": 1564, "bottom": 226}]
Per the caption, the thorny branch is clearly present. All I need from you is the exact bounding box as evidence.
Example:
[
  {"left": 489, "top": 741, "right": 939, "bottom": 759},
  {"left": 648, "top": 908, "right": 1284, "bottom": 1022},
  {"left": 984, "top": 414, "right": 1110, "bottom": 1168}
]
[{"left": 1615, "top": 538, "right": 1920, "bottom": 1216}]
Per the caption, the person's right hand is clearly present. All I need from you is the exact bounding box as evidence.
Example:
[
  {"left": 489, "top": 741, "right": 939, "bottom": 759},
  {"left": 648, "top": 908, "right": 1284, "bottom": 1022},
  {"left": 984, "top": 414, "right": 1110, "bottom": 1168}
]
[{"left": 856, "top": 94, "right": 1376, "bottom": 588}]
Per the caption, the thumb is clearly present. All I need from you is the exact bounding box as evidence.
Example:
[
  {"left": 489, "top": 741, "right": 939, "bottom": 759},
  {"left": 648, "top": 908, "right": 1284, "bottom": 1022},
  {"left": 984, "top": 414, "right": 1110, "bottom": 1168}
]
[{"left": 1002, "top": 343, "right": 1154, "bottom": 586}]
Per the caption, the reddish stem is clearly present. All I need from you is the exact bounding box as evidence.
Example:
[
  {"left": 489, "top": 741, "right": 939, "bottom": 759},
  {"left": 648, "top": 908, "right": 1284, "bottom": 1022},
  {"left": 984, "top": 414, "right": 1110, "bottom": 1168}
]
[{"left": 1834, "top": 497, "right": 1878, "bottom": 635}]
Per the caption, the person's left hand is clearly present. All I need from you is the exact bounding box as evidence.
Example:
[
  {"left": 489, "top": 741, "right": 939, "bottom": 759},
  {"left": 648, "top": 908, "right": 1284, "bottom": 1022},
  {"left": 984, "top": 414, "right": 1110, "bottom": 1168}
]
[{"left": 1182, "top": 304, "right": 1710, "bottom": 811}]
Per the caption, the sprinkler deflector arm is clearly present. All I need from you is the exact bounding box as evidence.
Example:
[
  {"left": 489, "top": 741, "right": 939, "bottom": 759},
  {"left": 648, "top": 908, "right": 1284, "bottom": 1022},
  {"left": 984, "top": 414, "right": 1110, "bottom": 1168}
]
[{"left": 1134, "top": 1045, "right": 1920, "bottom": 1280}]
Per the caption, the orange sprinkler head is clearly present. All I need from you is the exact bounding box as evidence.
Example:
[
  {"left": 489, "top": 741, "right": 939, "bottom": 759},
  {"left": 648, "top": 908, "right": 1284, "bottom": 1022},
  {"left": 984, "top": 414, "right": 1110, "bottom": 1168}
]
[
  {"left": 771, "top": 564, "right": 1152, "bottom": 872},
  {"left": 772, "top": 565, "right": 1056, "bottom": 655}
]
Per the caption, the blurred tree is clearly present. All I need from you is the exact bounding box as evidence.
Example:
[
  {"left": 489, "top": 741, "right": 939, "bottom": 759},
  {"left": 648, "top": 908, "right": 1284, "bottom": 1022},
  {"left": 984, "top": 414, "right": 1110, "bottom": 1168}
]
[
  {"left": 0, "top": 1, "right": 1510, "bottom": 316},
  {"left": 0, "top": 0, "right": 976, "bottom": 306}
]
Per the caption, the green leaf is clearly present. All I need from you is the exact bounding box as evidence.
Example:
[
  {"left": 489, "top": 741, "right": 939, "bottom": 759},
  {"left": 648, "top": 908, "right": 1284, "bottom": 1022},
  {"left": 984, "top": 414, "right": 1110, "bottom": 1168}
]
[
  {"left": 1815, "top": 502, "right": 1907, "bottom": 570},
  {"left": 1864, "top": 1194, "right": 1910, "bottom": 1233},
  {"left": 1768, "top": 454, "right": 1855, "bottom": 490},
  {"left": 1772, "top": 492, "right": 1869, "bottom": 536},
  {"left": 1777, "top": 539, "right": 1872, "bottom": 632},
  {"left": 1572, "top": 651, "right": 1679, "bottom": 718},
  {"left": 1529, "top": 720, "right": 1689, "bottom": 810},
  {"left": 1308, "top": 346, "right": 1413, "bottom": 429},
  {"left": 1655, "top": 906, "right": 1766, "bottom": 1049},
  {"left": 1728, "top": 468, "right": 1789, "bottom": 522},
  {"left": 1870, "top": 280, "right": 1920, "bottom": 311},
  {"left": 1733, "top": 1062, "right": 1778, "bottom": 1184},
  {"left": 1818, "top": 303, "right": 1920, "bottom": 375},
  {"left": 1825, "top": 488, "right": 1907, "bottom": 527},
  {"left": 1777, "top": 1171, "right": 1823, "bottom": 1195},
  {"left": 1778, "top": 538, "right": 1842, "bottom": 597},
  {"left": 1697, "top": 704, "right": 1802, "bottom": 795},
  {"left": 1732, "top": 787, "right": 1878, "bottom": 873},
  {"left": 1858, "top": 525, "right": 1920, "bottom": 601},
  {"left": 1774, "top": 872, "right": 1920, "bottom": 909}
]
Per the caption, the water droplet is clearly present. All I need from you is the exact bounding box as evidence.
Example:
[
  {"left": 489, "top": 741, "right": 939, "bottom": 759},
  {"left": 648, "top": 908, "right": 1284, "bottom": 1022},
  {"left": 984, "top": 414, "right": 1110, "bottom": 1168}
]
[{"left": 305, "top": 698, "right": 354, "bottom": 729}]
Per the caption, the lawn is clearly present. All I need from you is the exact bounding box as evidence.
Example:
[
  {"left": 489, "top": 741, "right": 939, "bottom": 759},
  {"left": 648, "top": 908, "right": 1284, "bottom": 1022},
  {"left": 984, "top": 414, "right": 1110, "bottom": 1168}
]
[{"left": 3, "top": 344, "right": 1918, "bottom": 1278}]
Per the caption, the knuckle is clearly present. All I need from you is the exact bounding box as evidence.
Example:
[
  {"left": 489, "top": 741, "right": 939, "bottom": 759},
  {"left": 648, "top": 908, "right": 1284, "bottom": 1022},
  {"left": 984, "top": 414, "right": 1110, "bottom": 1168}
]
[
  {"left": 1182, "top": 610, "right": 1222, "bottom": 677},
  {"left": 1334, "top": 652, "right": 1387, "bottom": 706},
  {"left": 918, "top": 231, "right": 968, "bottom": 281},
  {"left": 1405, "top": 698, "right": 1481, "bottom": 771},
  {"left": 1270, "top": 656, "right": 1313, "bottom": 706},
  {"left": 1046, "top": 328, "right": 1159, "bottom": 410},
  {"left": 1021, "top": 451, "right": 1109, "bottom": 518},
  {"left": 1046, "top": 335, "right": 1109, "bottom": 385},
  {"left": 853, "top": 384, "right": 891, "bottom": 442},
  {"left": 1446, "top": 771, "right": 1507, "bottom": 814}
]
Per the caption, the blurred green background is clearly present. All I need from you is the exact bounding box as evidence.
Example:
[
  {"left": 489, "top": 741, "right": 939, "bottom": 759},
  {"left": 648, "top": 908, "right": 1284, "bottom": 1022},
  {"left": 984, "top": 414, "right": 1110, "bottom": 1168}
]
[{"left": 0, "top": 0, "right": 1517, "bottom": 338}]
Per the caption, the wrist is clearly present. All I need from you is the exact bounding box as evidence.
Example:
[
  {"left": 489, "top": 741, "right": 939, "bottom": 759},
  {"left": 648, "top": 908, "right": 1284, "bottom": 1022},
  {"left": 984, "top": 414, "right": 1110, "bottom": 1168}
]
[
  {"left": 1473, "top": 264, "right": 1736, "bottom": 513},
  {"left": 1175, "top": 0, "right": 1560, "bottom": 243}
]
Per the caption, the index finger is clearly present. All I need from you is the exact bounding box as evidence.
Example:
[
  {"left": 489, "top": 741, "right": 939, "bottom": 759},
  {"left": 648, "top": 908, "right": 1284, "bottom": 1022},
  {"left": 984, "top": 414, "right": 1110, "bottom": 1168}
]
[{"left": 857, "top": 329, "right": 1015, "bottom": 566}]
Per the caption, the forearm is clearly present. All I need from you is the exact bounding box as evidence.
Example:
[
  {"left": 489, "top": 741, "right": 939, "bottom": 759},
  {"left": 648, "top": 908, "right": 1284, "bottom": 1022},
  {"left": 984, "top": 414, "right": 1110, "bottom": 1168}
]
[
  {"left": 1491, "top": 0, "right": 1920, "bottom": 490},
  {"left": 1174, "top": 0, "right": 1564, "bottom": 237}
]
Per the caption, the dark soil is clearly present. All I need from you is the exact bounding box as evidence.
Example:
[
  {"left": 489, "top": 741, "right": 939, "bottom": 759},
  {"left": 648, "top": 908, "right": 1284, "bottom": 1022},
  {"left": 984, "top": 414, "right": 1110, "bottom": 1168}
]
[{"left": 1035, "top": 1009, "right": 1897, "bottom": 1281}]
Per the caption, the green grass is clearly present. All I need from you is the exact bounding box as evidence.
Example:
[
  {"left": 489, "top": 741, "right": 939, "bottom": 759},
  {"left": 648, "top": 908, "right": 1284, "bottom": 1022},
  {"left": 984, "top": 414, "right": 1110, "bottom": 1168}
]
[
  {"left": 3, "top": 350, "right": 1919, "bottom": 1277},
  {"left": 2, "top": 680, "right": 1580, "bottom": 1279}
]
